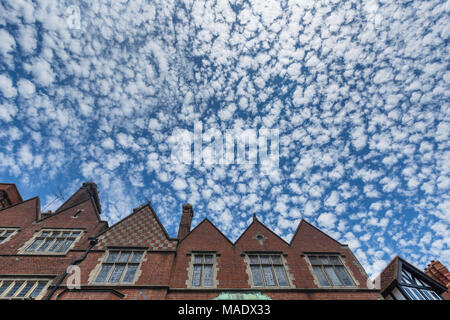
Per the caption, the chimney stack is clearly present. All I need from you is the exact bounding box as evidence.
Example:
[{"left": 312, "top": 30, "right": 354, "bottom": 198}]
[{"left": 178, "top": 204, "right": 194, "bottom": 239}]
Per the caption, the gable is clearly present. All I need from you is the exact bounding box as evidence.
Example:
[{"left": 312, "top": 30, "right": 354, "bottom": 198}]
[
  {"left": 95, "top": 205, "right": 177, "bottom": 251},
  {"left": 180, "top": 218, "right": 233, "bottom": 248},
  {"left": 0, "top": 197, "right": 40, "bottom": 226},
  {"left": 234, "top": 218, "right": 289, "bottom": 251},
  {"left": 290, "top": 219, "right": 344, "bottom": 251}
]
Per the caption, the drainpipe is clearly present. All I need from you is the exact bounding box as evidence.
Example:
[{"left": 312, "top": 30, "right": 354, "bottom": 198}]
[{"left": 44, "top": 238, "right": 98, "bottom": 300}]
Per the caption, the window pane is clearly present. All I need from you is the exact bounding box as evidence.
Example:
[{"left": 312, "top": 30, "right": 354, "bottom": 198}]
[
  {"left": 16, "top": 282, "right": 35, "bottom": 298},
  {"left": 71, "top": 231, "right": 81, "bottom": 237},
  {"left": 122, "top": 265, "right": 138, "bottom": 283},
  {"left": 109, "top": 265, "right": 125, "bottom": 283},
  {"left": 5, "top": 281, "right": 24, "bottom": 297},
  {"left": 3, "top": 231, "right": 13, "bottom": 238},
  {"left": 61, "top": 232, "right": 70, "bottom": 237},
  {"left": 402, "top": 287, "right": 417, "bottom": 300},
  {"left": 118, "top": 252, "right": 131, "bottom": 263},
  {"left": 29, "top": 282, "right": 47, "bottom": 299},
  {"left": 260, "top": 255, "right": 270, "bottom": 264},
  {"left": 335, "top": 266, "right": 354, "bottom": 286},
  {"left": 106, "top": 251, "right": 119, "bottom": 263},
  {"left": 274, "top": 266, "right": 288, "bottom": 286},
  {"left": 419, "top": 289, "right": 433, "bottom": 300},
  {"left": 203, "top": 265, "right": 213, "bottom": 286},
  {"left": 204, "top": 255, "right": 213, "bottom": 264},
  {"left": 271, "top": 256, "right": 281, "bottom": 264},
  {"left": 56, "top": 239, "right": 74, "bottom": 252},
  {"left": 428, "top": 290, "right": 442, "bottom": 300},
  {"left": 48, "top": 239, "right": 63, "bottom": 252},
  {"left": 192, "top": 265, "right": 202, "bottom": 286},
  {"left": 251, "top": 266, "right": 263, "bottom": 286},
  {"left": 0, "top": 281, "right": 12, "bottom": 296},
  {"left": 309, "top": 256, "right": 319, "bottom": 264},
  {"left": 194, "top": 255, "right": 203, "bottom": 264},
  {"left": 40, "top": 232, "right": 50, "bottom": 237},
  {"left": 319, "top": 256, "right": 329, "bottom": 264},
  {"left": 0, "top": 237, "right": 5, "bottom": 243},
  {"left": 249, "top": 255, "right": 259, "bottom": 264},
  {"left": 324, "top": 266, "right": 342, "bottom": 286},
  {"left": 95, "top": 264, "right": 112, "bottom": 283},
  {"left": 37, "top": 238, "right": 54, "bottom": 252},
  {"left": 26, "top": 239, "right": 43, "bottom": 252},
  {"left": 329, "top": 256, "right": 341, "bottom": 265},
  {"left": 130, "top": 252, "right": 143, "bottom": 263},
  {"left": 313, "top": 266, "right": 330, "bottom": 286},
  {"left": 262, "top": 266, "right": 275, "bottom": 286}
]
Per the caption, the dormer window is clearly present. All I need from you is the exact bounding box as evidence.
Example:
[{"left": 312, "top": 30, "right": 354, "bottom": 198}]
[{"left": 0, "top": 191, "right": 11, "bottom": 209}]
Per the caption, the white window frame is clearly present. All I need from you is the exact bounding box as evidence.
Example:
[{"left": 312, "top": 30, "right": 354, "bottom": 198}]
[
  {"left": 0, "top": 228, "right": 19, "bottom": 245},
  {"left": 0, "top": 278, "right": 52, "bottom": 300},
  {"left": 91, "top": 249, "right": 146, "bottom": 285},
  {"left": 19, "top": 229, "right": 84, "bottom": 255}
]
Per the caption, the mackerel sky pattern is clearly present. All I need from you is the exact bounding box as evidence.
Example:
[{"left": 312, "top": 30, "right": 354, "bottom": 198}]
[{"left": 0, "top": 0, "right": 449, "bottom": 277}]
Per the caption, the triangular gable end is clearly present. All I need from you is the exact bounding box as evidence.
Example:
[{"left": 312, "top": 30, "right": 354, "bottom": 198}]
[
  {"left": 290, "top": 219, "right": 345, "bottom": 249},
  {"left": 95, "top": 204, "right": 177, "bottom": 251},
  {"left": 0, "top": 196, "right": 40, "bottom": 226},
  {"left": 234, "top": 217, "right": 290, "bottom": 249},
  {"left": 180, "top": 218, "right": 234, "bottom": 247}
]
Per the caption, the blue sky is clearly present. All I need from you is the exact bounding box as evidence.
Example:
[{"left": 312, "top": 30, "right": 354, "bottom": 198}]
[{"left": 0, "top": 0, "right": 449, "bottom": 278}]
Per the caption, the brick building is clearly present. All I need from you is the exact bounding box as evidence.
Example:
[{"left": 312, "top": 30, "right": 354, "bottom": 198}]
[{"left": 1, "top": 182, "right": 382, "bottom": 300}]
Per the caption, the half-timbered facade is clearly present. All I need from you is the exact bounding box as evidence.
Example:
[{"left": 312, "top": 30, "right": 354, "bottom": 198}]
[{"left": 379, "top": 256, "right": 447, "bottom": 300}]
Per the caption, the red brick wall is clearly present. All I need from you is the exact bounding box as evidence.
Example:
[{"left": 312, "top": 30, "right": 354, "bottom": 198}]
[{"left": 0, "top": 184, "right": 381, "bottom": 300}]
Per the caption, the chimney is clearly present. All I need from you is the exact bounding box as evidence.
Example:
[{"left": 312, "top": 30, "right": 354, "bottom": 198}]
[
  {"left": 178, "top": 204, "right": 194, "bottom": 239},
  {"left": 0, "top": 183, "right": 23, "bottom": 209}
]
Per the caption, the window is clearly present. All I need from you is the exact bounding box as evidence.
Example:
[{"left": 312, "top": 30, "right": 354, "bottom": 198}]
[
  {"left": 0, "top": 228, "right": 19, "bottom": 244},
  {"left": 0, "top": 191, "right": 11, "bottom": 209},
  {"left": 248, "top": 254, "right": 289, "bottom": 287},
  {"left": 308, "top": 255, "right": 355, "bottom": 287},
  {"left": 23, "top": 229, "right": 83, "bottom": 254},
  {"left": 399, "top": 268, "right": 443, "bottom": 300},
  {"left": 191, "top": 254, "right": 215, "bottom": 287},
  {"left": 94, "top": 250, "right": 145, "bottom": 284},
  {"left": 0, "top": 279, "right": 50, "bottom": 300}
]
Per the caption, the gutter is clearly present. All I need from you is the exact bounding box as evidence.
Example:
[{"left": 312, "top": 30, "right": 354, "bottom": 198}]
[{"left": 44, "top": 238, "right": 98, "bottom": 300}]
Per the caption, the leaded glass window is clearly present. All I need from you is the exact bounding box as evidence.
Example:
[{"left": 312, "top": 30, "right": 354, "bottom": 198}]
[
  {"left": 248, "top": 254, "right": 289, "bottom": 287},
  {"left": 308, "top": 255, "right": 355, "bottom": 287},
  {"left": 191, "top": 254, "right": 215, "bottom": 287},
  {"left": 94, "top": 250, "right": 145, "bottom": 284},
  {"left": 24, "top": 229, "right": 83, "bottom": 254},
  {"left": 0, "top": 279, "right": 50, "bottom": 299}
]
